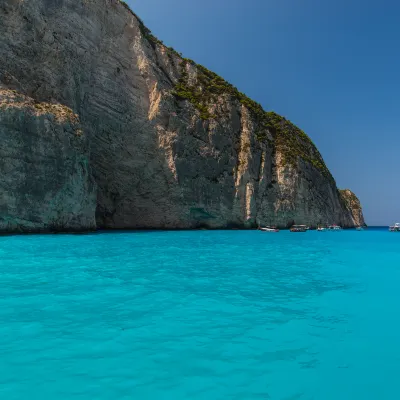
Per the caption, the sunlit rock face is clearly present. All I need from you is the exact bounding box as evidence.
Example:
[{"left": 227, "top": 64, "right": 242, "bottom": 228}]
[{"left": 0, "top": 0, "right": 364, "bottom": 230}]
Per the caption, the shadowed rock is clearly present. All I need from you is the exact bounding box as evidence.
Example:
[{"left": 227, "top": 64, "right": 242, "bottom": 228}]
[
  {"left": 0, "top": 89, "right": 96, "bottom": 232},
  {"left": 0, "top": 0, "right": 365, "bottom": 230}
]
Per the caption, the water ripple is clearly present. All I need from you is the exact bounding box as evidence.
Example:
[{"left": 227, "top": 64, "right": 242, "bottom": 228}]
[{"left": 0, "top": 229, "right": 399, "bottom": 399}]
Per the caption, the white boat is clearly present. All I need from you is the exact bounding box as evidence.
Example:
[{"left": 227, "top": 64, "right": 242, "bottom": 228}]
[
  {"left": 260, "top": 226, "right": 279, "bottom": 232},
  {"left": 317, "top": 226, "right": 327, "bottom": 231},
  {"left": 328, "top": 224, "right": 342, "bottom": 231},
  {"left": 290, "top": 225, "right": 307, "bottom": 232},
  {"left": 356, "top": 226, "right": 365, "bottom": 231},
  {"left": 389, "top": 223, "right": 400, "bottom": 232}
]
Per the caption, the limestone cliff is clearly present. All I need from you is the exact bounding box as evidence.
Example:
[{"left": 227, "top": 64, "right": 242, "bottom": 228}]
[
  {"left": 0, "top": 89, "right": 96, "bottom": 232},
  {"left": 0, "top": 0, "right": 365, "bottom": 230},
  {"left": 339, "top": 190, "right": 365, "bottom": 227}
]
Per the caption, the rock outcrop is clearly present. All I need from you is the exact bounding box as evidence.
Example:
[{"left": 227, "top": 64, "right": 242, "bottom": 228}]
[
  {"left": 0, "top": 89, "right": 96, "bottom": 232},
  {"left": 339, "top": 190, "right": 365, "bottom": 227},
  {"left": 0, "top": 0, "right": 365, "bottom": 230}
]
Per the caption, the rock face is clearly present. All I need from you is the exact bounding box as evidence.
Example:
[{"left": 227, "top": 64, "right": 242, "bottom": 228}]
[
  {"left": 0, "top": 0, "right": 365, "bottom": 230},
  {"left": 0, "top": 89, "right": 96, "bottom": 232},
  {"left": 339, "top": 190, "right": 365, "bottom": 227}
]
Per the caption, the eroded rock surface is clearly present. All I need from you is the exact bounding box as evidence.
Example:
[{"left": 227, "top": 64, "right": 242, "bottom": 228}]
[
  {"left": 0, "top": 89, "right": 96, "bottom": 232},
  {"left": 339, "top": 189, "right": 365, "bottom": 227},
  {"left": 0, "top": 0, "right": 365, "bottom": 230}
]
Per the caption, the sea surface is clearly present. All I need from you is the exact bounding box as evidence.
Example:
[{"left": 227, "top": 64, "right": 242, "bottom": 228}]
[{"left": 0, "top": 228, "right": 399, "bottom": 399}]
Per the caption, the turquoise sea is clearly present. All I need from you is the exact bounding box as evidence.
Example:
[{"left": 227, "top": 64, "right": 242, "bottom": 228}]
[{"left": 0, "top": 228, "right": 399, "bottom": 399}]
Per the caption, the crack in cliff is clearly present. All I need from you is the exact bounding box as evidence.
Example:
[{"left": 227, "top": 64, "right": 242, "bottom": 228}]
[{"left": 0, "top": 0, "right": 365, "bottom": 231}]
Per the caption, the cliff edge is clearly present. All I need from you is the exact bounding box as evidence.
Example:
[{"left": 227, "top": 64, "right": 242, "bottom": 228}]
[
  {"left": 339, "top": 190, "right": 365, "bottom": 227},
  {"left": 0, "top": 0, "right": 365, "bottom": 231}
]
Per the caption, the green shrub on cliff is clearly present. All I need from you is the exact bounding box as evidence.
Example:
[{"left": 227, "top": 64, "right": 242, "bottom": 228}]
[
  {"left": 118, "top": 0, "right": 333, "bottom": 180},
  {"left": 171, "top": 60, "right": 332, "bottom": 179}
]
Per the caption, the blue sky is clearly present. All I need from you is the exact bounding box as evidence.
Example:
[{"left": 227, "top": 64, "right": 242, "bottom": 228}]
[{"left": 129, "top": 0, "right": 400, "bottom": 225}]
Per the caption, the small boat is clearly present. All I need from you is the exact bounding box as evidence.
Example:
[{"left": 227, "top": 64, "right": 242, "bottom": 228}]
[
  {"left": 317, "top": 226, "right": 327, "bottom": 231},
  {"left": 290, "top": 225, "right": 307, "bottom": 232},
  {"left": 260, "top": 226, "right": 279, "bottom": 232},
  {"left": 356, "top": 226, "right": 364, "bottom": 231},
  {"left": 389, "top": 223, "right": 400, "bottom": 232},
  {"left": 328, "top": 224, "right": 342, "bottom": 231}
]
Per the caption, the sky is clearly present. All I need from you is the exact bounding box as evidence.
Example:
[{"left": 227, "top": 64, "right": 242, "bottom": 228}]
[{"left": 128, "top": 0, "right": 400, "bottom": 225}]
